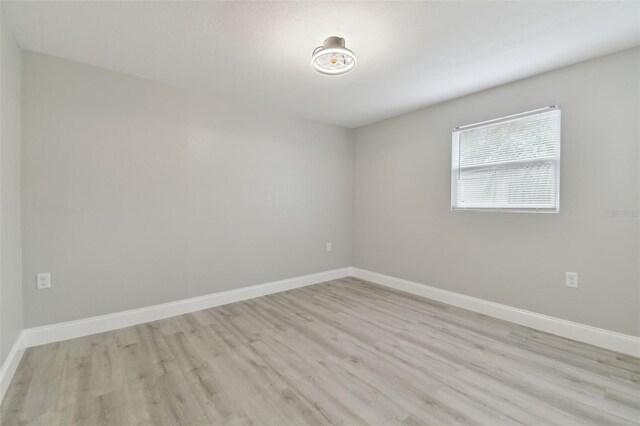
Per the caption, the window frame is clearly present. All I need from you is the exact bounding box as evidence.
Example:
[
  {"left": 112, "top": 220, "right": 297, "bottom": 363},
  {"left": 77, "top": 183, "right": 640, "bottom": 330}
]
[{"left": 450, "top": 106, "right": 561, "bottom": 214}]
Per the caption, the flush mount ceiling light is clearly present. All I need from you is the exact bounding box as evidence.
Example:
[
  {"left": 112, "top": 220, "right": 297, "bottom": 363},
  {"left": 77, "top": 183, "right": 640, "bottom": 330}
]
[{"left": 311, "top": 36, "right": 356, "bottom": 76}]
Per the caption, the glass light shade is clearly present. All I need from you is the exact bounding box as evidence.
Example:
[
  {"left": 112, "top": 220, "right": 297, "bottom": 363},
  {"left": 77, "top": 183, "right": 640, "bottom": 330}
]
[{"left": 311, "top": 37, "right": 356, "bottom": 75}]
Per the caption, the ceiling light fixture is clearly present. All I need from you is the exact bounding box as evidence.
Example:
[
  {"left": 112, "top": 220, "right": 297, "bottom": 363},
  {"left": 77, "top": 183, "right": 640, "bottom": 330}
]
[{"left": 311, "top": 36, "right": 356, "bottom": 76}]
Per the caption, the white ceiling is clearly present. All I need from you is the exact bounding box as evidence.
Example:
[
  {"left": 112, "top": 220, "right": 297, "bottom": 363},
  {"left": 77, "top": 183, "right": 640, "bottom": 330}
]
[{"left": 3, "top": 1, "right": 639, "bottom": 128}]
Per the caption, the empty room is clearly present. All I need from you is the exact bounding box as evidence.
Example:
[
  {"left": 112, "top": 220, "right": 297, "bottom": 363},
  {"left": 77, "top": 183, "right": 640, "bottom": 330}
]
[{"left": 0, "top": 1, "right": 639, "bottom": 425}]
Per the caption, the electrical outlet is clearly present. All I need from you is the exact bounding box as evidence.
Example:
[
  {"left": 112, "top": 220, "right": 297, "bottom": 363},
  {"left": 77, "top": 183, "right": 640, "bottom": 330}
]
[
  {"left": 565, "top": 272, "right": 578, "bottom": 288},
  {"left": 326, "top": 242, "right": 332, "bottom": 252},
  {"left": 37, "top": 272, "right": 51, "bottom": 290}
]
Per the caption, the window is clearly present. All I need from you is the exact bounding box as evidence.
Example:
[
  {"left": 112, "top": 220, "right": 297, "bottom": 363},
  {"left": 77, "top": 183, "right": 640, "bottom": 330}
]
[{"left": 451, "top": 106, "right": 561, "bottom": 213}]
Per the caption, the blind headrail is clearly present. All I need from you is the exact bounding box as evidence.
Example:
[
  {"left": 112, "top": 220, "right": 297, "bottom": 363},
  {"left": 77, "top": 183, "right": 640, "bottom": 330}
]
[{"left": 453, "top": 105, "right": 559, "bottom": 132}]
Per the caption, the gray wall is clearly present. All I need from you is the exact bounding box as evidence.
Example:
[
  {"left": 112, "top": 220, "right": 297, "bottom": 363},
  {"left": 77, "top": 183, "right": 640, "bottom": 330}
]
[
  {"left": 22, "top": 51, "right": 352, "bottom": 327},
  {"left": 0, "top": 12, "right": 23, "bottom": 364},
  {"left": 353, "top": 48, "right": 640, "bottom": 336},
  {"left": 18, "top": 46, "right": 640, "bottom": 337}
]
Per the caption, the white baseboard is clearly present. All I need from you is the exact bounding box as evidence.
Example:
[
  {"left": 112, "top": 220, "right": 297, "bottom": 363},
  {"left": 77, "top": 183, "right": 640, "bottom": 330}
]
[
  {"left": 0, "top": 267, "right": 349, "bottom": 405},
  {"left": 20, "top": 267, "right": 350, "bottom": 349},
  {"left": 3, "top": 265, "right": 637, "bottom": 406},
  {"left": 350, "top": 267, "right": 640, "bottom": 358},
  {"left": 0, "top": 331, "right": 26, "bottom": 403}
]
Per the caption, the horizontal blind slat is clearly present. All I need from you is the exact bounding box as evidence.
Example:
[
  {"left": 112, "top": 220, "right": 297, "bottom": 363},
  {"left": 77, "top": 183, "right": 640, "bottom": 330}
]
[{"left": 452, "top": 108, "right": 560, "bottom": 211}]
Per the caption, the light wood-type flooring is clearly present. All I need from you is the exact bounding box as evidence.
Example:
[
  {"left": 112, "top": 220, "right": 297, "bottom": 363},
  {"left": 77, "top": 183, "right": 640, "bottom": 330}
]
[{"left": 1, "top": 277, "right": 639, "bottom": 425}]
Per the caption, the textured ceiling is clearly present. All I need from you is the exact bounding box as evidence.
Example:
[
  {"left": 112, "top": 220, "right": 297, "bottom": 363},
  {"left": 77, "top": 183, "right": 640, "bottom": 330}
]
[{"left": 3, "top": 1, "right": 640, "bottom": 128}]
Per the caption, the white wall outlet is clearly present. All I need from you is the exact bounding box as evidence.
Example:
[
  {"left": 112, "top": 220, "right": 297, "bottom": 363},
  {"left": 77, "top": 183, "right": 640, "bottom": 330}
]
[
  {"left": 326, "top": 242, "right": 332, "bottom": 252},
  {"left": 565, "top": 272, "right": 578, "bottom": 288},
  {"left": 37, "top": 272, "right": 51, "bottom": 290}
]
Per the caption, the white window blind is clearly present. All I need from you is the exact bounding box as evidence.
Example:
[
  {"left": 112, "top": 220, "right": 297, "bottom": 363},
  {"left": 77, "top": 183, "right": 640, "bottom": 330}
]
[{"left": 451, "top": 106, "right": 561, "bottom": 212}]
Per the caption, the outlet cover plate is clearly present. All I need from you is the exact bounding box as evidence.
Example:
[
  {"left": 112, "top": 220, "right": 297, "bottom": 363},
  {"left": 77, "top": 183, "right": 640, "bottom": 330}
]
[
  {"left": 37, "top": 272, "right": 51, "bottom": 290},
  {"left": 565, "top": 272, "right": 578, "bottom": 288}
]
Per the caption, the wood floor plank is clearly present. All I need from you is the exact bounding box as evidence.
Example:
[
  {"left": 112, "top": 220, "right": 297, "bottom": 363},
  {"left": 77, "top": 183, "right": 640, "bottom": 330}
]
[{"left": 2, "top": 278, "right": 639, "bottom": 425}]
